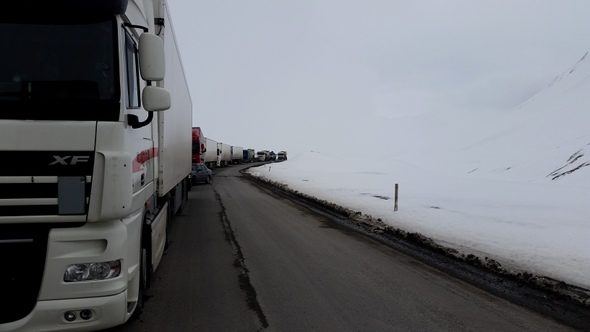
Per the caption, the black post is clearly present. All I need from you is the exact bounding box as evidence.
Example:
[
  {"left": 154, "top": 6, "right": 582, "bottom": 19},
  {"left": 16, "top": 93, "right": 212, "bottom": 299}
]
[{"left": 394, "top": 183, "right": 399, "bottom": 212}]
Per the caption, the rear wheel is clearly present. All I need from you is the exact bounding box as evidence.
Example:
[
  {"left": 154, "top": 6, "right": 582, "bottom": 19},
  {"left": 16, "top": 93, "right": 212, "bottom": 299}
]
[
  {"left": 165, "top": 195, "right": 174, "bottom": 251},
  {"left": 176, "top": 180, "right": 188, "bottom": 215}
]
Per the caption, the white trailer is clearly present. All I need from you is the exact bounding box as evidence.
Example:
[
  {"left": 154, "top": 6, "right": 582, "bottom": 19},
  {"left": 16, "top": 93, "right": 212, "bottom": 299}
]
[
  {"left": 203, "top": 136, "right": 219, "bottom": 168},
  {"left": 231, "top": 146, "right": 244, "bottom": 164},
  {"left": 218, "top": 143, "right": 232, "bottom": 167},
  {"left": 0, "top": 1, "right": 191, "bottom": 330}
]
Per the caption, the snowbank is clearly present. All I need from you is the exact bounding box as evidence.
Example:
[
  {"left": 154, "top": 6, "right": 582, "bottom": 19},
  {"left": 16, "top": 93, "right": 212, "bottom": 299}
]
[{"left": 248, "top": 54, "right": 590, "bottom": 289}]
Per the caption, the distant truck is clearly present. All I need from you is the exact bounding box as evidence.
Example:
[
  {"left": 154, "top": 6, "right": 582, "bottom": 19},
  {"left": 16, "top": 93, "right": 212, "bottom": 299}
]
[
  {"left": 192, "top": 127, "right": 205, "bottom": 164},
  {"left": 231, "top": 146, "right": 244, "bottom": 164},
  {"left": 0, "top": 0, "right": 191, "bottom": 330},
  {"left": 243, "top": 149, "right": 255, "bottom": 162},
  {"left": 203, "top": 137, "right": 219, "bottom": 169},
  {"left": 256, "top": 150, "right": 271, "bottom": 161},
  {"left": 277, "top": 151, "right": 288, "bottom": 161}
]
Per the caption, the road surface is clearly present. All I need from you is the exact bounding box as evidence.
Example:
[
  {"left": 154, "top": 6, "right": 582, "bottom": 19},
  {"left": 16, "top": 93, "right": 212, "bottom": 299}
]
[{"left": 110, "top": 164, "right": 572, "bottom": 331}]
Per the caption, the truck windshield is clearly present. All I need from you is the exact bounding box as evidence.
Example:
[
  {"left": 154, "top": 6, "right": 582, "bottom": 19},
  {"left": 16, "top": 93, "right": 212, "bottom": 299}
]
[{"left": 0, "top": 18, "right": 119, "bottom": 121}]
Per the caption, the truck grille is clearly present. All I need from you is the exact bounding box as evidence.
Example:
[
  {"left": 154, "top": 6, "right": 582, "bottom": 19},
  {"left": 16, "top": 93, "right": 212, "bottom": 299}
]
[
  {"left": 0, "top": 224, "right": 49, "bottom": 323},
  {"left": 0, "top": 181, "right": 92, "bottom": 216},
  {"left": 0, "top": 151, "right": 94, "bottom": 218}
]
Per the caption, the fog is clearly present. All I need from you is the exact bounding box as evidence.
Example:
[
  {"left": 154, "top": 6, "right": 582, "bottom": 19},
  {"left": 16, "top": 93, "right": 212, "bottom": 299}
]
[{"left": 168, "top": 0, "right": 590, "bottom": 154}]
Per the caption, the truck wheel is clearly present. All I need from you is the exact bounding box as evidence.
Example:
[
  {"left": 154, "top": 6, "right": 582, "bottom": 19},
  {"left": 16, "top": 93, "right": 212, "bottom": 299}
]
[
  {"left": 164, "top": 196, "right": 174, "bottom": 251},
  {"left": 167, "top": 193, "right": 176, "bottom": 223},
  {"left": 131, "top": 243, "right": 150, "bottom": 320},
  {"left": 176, "top": 181, "right": 187, "bottom": 215}
]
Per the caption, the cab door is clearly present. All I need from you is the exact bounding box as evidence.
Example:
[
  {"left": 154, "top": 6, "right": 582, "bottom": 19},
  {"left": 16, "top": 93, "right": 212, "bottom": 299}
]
[{"left": 123, "top": 27, "right": 155, "bottom": 194}]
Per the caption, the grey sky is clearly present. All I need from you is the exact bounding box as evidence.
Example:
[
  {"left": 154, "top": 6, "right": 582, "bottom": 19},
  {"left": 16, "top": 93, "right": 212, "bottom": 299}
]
[{"left": 168, "top": 0, "right": 590, "bottom": 154}]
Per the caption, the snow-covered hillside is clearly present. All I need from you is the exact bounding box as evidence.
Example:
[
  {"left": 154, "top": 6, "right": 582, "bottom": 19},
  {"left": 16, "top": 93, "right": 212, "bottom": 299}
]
[
  {"left": 457, "top": 51, "right": 590, "bottom": 184},
  {"left": 248, "top": 54, "right": 590, "bottom": 289}
]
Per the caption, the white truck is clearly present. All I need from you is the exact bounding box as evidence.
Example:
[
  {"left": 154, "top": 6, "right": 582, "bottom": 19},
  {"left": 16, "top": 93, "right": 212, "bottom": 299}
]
[
  {"left": 231, "top": 146, "right": 244, "bottom": 164},
  {"left": 256, "top": 150, "right": 271, "bottom": 161},
  {"left": 0, "top": 0, "right": 192, "bottom": 330},
  {"left": 277, "top": 151, "right": 288, "bottom": 161},
  {"left": 203, "top": 136, "right": 219, "bottom": 169}
]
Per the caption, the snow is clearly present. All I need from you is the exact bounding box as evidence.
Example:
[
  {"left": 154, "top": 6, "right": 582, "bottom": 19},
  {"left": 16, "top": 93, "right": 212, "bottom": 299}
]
[{"left": 248, "top": 54, "right": 590, "bottom": 289}]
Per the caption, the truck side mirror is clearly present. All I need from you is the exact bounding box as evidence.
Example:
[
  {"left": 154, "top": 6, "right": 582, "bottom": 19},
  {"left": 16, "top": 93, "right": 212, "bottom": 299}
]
[
  {"left": 143, "top": 86, "right": 170, "bottom": 111},
  {"left": 139, "top": 33, "right": 165, "bottom": 81}
]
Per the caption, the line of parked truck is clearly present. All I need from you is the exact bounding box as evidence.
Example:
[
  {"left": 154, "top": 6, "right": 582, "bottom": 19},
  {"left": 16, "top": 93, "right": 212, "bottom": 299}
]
[{"left": 192, "top": 127, "right": 287, "bottom": 170}]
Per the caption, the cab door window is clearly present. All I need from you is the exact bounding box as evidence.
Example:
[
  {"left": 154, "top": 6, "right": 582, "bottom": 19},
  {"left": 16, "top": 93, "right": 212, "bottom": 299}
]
[{"left": 124, "top": 31, "right": 140, "bottom": 108}]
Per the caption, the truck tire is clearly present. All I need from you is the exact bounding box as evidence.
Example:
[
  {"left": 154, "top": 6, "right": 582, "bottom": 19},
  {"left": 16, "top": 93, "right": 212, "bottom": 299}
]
[
  {"left": 164, "top": 196, "right": 173, "bottom": 251},
  {"left": 131, "top": 247, "right": 147, "bottom": 319},
  {"left": 167, "top": 193, "right": 175, "bottom": 224},
  {"left": 181, "top": 178, "right": 189, "bottom": 210},
  {"left": 131, "top": 226, "right": 151, "bottom": 320}
]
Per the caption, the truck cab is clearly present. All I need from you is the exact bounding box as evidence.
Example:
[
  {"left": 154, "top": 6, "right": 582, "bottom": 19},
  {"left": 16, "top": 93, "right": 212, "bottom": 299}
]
[
  {"left": 192, "top": 127, "right": 205, "bottom": 164},
  {"left": 256, "top": 150, "right": 270, "bottom": 162},
  {"left": 277, "top": 151, "right": 288, "bottom": 161},
  {"left": 0, "top": 1, "right": 192, "bottom": 330}
]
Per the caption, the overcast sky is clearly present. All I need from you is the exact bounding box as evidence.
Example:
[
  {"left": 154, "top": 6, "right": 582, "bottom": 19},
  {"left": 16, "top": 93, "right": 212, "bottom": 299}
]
[{"left": 167, "top": 0, "right": 590, "bottom": 154}]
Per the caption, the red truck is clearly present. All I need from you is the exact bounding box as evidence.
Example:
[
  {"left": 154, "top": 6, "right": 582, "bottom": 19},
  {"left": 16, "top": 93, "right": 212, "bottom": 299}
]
[{"left": 192, "top": 127, "right": 206, "bottom": 164}]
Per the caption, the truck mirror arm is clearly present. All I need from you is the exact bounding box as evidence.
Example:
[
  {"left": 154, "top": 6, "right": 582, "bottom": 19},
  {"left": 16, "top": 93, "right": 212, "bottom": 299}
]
[
  {"left": 127, "top": 112, "right": 153, "bottom": 129},
  {"left": 123, "top": 23, "right": 148, "bottom": 33}
]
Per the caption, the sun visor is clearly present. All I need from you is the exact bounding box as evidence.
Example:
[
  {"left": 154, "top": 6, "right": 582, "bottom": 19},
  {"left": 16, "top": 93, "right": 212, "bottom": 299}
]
[{"left": 2, "top": 0, "right": 129, "bottom": 22}]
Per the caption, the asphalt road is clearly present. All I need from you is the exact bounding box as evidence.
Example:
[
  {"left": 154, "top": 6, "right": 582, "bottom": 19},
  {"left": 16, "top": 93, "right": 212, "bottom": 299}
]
[{"left": 110, "top": 164, "right": 572, "bottom": 331}]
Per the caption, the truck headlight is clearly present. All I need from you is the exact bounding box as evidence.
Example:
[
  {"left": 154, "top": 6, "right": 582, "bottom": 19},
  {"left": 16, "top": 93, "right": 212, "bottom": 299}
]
[{"left": 64, "top": 260, "right": 121, "bottom": 282}]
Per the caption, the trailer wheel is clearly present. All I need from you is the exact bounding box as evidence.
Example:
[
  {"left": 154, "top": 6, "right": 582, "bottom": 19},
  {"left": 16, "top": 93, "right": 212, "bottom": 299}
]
[
  {"left": 167, "top": 192, "right": 176, "bottom": 222},
  {"left": 183, "top": 178, "right": 189, "bottom": 206},
  {"left": 175, "top": 183, "right": 186, "bottom": 216},
  {"left": 164, "top": 195, "right": 174, "bottom": 251}
]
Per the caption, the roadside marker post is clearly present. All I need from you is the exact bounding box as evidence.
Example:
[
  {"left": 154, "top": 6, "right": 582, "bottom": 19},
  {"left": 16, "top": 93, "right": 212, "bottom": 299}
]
[{"left": 394, "top": 183, "right": 399, "bottom": 212}]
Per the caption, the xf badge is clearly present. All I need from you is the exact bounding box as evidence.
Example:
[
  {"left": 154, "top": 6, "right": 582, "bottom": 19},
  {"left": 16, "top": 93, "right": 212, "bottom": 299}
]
[{"left": 49, "top": 155, "right": 90, "bottom": 166}]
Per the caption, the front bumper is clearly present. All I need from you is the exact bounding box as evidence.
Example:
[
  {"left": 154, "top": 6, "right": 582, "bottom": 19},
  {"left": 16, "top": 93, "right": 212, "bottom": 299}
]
[
  {"left": 0, "top": 211, "right": 143, "bottom": 331},
  {"left": 0, "top": 291, "right": 127, "bottom": 332}
]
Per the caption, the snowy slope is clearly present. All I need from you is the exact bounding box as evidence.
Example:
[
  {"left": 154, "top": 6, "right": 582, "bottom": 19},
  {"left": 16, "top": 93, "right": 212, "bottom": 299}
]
[
  {"left": 249, "top": 54, "right": 590, "bottom": 289},
  {"left": 457, "top": 51, "right": 590, "bottom": 184}
]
